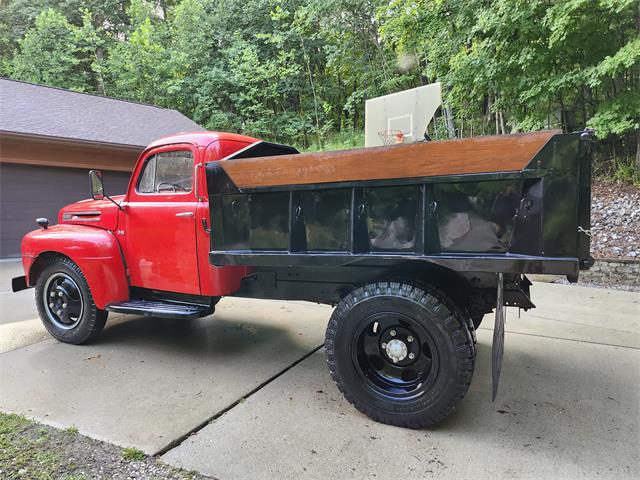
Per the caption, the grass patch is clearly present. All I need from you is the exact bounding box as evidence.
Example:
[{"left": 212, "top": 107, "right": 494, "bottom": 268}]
[
  {"left": 0, "top": 411, "right": 32, "bottom": 433},
  {"left": 0, "top": 411, "right": 208, "bottom": 479},
  {"left": 0, "top": 412, "right": 61, "bottom": 479},
  {"left": 613, "top": 163, "right": 640, "bottom": 187},
  {"left": 122, "top": 447, "right": 146, "bottom": 461}
]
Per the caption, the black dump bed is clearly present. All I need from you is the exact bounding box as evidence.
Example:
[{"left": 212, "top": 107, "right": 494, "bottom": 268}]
[{"left": 205, "top": 131, "right": 593, "bottom": 281}]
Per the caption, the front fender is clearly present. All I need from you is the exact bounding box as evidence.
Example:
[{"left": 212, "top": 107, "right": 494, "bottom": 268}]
[{"left": 22, "top": 225, "right": 128, "bottom": 309}]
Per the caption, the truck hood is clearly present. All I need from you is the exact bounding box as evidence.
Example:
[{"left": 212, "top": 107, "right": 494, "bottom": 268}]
[{"left": 58, "top": 195, "right": 125, "bottom": 231}]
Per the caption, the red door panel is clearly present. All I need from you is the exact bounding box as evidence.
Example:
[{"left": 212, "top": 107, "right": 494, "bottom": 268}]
[
  {"left": 125, "top": 200, "right": 199, "bottom": 294},
  {"left": 124, "top": 145, "right": 201, "bottom": 295}
]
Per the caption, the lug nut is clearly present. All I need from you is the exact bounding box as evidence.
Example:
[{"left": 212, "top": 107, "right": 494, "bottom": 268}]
[
  {"left": 408, "top": 353, "right": 415, "bottom": 360},
  {"left": 381, "top": 342, "right": 387, "bottom": 349},
  {"left": 50, "top": 292, "right": 55, "bottom": 297},
  {"left": 62, "top": 303, "right": 68, "bottom": 308},
  {"left": 390, "top": 330, "right": 396, "bottom": 337},
  {"left": 407, "top": 336, "right": 414, "bottom": 343},
  {"left": 49, "top": 303, "right": 54, "bottom": 308},
  {"left": 58, "top": 292, "right": 63, "bottom": 297},
  {"left": 56, "top": 310, "right": 63, "bottom": 316}
]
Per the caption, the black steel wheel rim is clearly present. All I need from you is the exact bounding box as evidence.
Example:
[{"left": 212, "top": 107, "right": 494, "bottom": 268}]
[
  {"left": 351, "top": 312, "right": 439, "bottom": 401},
  {"left": 43, "top": 273, "right": 84, "bottom": 330}
]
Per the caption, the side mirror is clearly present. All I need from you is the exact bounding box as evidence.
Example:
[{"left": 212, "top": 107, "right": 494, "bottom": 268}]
[{"left": 89, "top": 170, "right": 104, "bottom": 200}]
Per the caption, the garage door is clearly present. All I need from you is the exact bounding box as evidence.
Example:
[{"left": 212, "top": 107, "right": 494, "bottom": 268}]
[{"left": 0, "top": 164, "right": 132, "bottom": 258}]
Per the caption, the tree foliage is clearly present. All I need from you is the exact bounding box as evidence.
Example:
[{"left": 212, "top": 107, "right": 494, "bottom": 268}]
[{"left": 0, "top": 0, "right": 638, "bottom": 169}]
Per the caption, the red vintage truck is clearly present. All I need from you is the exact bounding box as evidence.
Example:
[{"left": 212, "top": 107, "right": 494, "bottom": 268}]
[{"left": 12, "top": 129, "right": 593, "bottom": 428}]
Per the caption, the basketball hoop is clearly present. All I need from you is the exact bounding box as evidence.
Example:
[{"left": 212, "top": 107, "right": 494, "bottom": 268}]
[{"left": 378, "top": 129, "right": 404, "bottom": 146}]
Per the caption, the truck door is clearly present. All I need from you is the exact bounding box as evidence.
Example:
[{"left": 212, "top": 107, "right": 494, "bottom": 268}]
[{"left": 124, "top": 145, "right": 200, "bottom": 295}]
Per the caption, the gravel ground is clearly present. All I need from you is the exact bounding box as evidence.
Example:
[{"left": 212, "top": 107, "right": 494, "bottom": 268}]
[
  {"left": 540, "top": 179, "right": 640, "bottom": 292},
  {"left": 590, "top": 180, "right": 640, "bottom": 259},
  {"left": 551, "top": 276, "right": 639, "bottom": 292},
  {"left": 0, "top": 412, "right": 211, "bottom": 480}
]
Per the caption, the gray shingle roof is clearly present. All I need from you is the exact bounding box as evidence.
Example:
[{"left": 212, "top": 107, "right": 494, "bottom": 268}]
[{"left": 0, "top": 78, "right": 205, "bottom": 148}]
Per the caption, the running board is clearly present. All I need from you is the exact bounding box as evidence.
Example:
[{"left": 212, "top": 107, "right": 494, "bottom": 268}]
[{"left": 106, "top": 299, "right": 212, "bottom": 319}]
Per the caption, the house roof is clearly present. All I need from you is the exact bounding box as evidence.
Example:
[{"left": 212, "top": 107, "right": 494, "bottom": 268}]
[{"left": 0, "top": 78, "right": 205, "bottom": 148}]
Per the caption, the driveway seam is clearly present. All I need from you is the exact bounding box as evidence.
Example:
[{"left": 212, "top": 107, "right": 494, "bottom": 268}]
[
  {"left": 478, "top": 327, "right": 640, "bottom": 350},
  {"left": 154, "top": 343, "right": 324, "bottom": 457}
]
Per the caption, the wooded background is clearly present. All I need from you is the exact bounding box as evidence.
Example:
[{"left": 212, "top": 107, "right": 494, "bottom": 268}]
[{"left": 1, "top": 1, "right": 638, "bottom": 182}]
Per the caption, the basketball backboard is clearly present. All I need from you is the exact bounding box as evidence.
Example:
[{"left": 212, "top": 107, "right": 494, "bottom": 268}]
[{"left": 364, "top": 83, "right": 441, "bottom": 147}]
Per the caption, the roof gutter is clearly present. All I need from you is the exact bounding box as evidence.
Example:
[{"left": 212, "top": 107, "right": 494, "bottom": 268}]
[{"left": 0, "top": 130, "right": 146, "bottom": 152}]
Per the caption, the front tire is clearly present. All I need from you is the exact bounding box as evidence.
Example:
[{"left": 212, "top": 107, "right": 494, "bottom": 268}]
[
  {"left": 35, "top": 257, "right": 108, "bottom": 344},
  {"left": 325, "top": 281, "right": 475, "bottom": 428},
  {"left": 471, "top": 313, "right": 484, "bottom": 329}
]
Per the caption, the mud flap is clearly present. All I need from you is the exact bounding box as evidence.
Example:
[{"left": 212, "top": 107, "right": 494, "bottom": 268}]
[
  {"left": 492, "top": 272, "right": 505, "bottom": 401},
  {"left": 12, "top": 275, "right": 28, "bottom": 292}
]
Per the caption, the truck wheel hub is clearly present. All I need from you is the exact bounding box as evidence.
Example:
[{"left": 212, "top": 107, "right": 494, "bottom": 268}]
[
  {"left": 43, "top": 273, "right": 83, "bottom": 330},
  {"left": 354, "top": 313, "right": 438, "bottom": 400},
  {"left": 384, "top": 339, "right": 408, "bottom": 363}
]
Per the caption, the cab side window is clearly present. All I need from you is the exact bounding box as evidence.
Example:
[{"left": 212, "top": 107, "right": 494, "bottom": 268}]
[{"left": 137, "top": 151, "right": 193, "bottom": 194}]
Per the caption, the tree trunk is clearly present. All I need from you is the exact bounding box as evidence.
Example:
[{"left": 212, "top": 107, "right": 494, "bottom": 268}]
[
  {"left": 636, "top": 128, "right": 640, "bottom": 174},
  {"left": 336, "top": 76, "right": 342, "bottom": 131},
  {"left": 95, "top": 47, "right": 106, "bottom": 96},
  {"left": 160, "top": 1, "right": 168, "bottom": 19},
  {"left": 298, "top": 33, "right": 321, "bottom": 148},
  {"left": 444, "top": 103, "right": 456, "bottom": 138},
  {"left": 558, "top": 93, "right": 569, "bottom": 133}
]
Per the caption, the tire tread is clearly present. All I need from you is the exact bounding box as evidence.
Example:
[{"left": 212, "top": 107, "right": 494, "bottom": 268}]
[
  {"left": 35, "top": 256, "right": 108, "bottom": 345},
  {"left": 325, "top": 281, "right": 475, "bottom": 428}
]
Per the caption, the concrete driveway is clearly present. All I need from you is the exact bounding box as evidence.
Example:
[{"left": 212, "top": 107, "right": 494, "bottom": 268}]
[
  {"left": 0, "top": 259, "right": 46, "bottom": 352},
  {"left": 1, "top": 262, "right": 638, "bottom": 479}
]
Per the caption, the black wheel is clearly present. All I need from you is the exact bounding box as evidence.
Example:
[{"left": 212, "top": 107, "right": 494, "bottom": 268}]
[
  {"left": 325, "top": 281, "right": 475, "bottom": 428},
  {"left": 35, "top": 257, "right": 108, "bottom": 344}
]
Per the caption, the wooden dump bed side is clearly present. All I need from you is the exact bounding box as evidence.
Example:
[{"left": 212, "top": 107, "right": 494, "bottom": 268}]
[{"left": 220, "top": 130, "right": 559, "bottom": 189}]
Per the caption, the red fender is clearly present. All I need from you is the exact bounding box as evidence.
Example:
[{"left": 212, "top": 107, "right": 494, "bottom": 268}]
[{"left": 21, "top": 225, "right": 128, "bottom": 309}]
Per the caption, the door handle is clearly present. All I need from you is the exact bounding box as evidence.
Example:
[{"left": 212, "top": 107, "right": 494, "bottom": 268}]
[{"left": 175, "top": 212, "right": 194, "bottom": 217}]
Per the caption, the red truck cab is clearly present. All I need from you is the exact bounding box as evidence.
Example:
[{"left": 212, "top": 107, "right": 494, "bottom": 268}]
[
  {"left": 13, "top": 132, "right": 270, "bottom": 344},
  {"left": 114, "top": 132, "right": 257, "bottom": 297}
]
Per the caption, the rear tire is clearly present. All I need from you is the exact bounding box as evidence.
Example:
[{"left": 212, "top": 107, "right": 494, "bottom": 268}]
[
  {"left": 35, "top": 257, "right": 108, "bottom": 344},
  {"left": 325, "top": 281, "right": 475, "bottom": 428},
  {"left": 471, "top": 314, "right": 484, "bottom": 329}
]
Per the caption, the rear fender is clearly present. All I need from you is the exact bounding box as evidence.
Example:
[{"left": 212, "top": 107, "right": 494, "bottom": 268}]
[{"left": 22, "top": 224, "right": 128, "bottom": 309}]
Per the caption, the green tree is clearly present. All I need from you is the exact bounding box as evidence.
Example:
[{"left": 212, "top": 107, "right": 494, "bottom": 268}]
[
  {"left": 10, "top": 8, "right": 95, "bottom": 91},
  {"left": 379, "top": 0, "right": 639, "bottom": 167},
  {"left": 0, "top": 0, "right": 637, "bottom": 173},
  {"left": 105, "top": 16, "right": 174, "bottom": 104}
]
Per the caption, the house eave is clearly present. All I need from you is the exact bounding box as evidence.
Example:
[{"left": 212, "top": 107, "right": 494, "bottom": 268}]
[{"left": 0, "top": 130, "right": 146, "bottom": 152}]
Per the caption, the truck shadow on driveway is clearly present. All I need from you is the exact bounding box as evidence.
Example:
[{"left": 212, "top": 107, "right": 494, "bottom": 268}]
[{"left": 98, "top": 314, "right": 313, "bottom": 358}]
